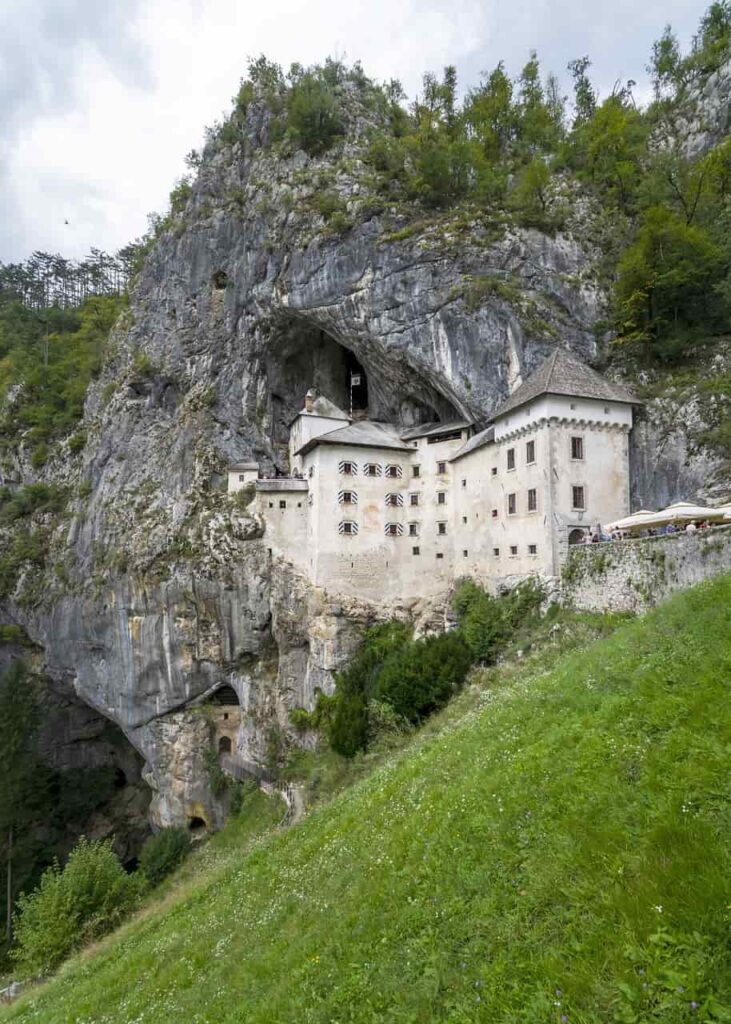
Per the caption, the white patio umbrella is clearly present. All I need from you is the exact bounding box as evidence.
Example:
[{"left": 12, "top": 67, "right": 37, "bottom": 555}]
[
  {"left": 604, "top": 509, "right": 657, "bottom": 532},
  {"left": 640, "top": 501, "right": 723, "bottom": 528}
]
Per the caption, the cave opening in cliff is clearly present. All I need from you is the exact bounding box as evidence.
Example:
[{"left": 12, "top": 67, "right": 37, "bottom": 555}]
[{"left": 265, "top": 315, "right": 462, "bottom": 447}]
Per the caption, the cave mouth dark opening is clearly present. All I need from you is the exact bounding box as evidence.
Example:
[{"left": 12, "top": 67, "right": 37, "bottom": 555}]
[
  {"left": 211, "top": 684, "right": 240, "bottom": 706},
  {"left": 188, "top": 816, "right": 207, "bottom": 833},
  {"left": 265, "top": 317, "right": 462, "bottom": 448},
  {"left": 218, "top": 736, "right": 232, "bottom": 755}
]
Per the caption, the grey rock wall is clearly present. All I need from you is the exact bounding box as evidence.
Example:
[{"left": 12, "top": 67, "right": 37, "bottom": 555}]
[
  {"left": 3, "top": 91, "right": 726, "bottom": 828},
  {"left": 562, "top": 526, "right": 731, "bottom": 613}
]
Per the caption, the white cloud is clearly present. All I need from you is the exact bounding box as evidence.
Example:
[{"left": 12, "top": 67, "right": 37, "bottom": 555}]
[{"left": 0, "top": 0, "right": 712, "bottom": 261}]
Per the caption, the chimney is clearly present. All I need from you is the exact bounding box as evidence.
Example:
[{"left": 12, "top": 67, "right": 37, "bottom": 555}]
[{"left": 304, "top": 387, "right": 317, "bottom": 413}]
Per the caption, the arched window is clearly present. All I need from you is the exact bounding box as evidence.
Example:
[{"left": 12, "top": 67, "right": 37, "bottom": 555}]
[
  {"left": 568, "top": 528, "right": 585, "bottom": 546},
  {"left": 218, "top": 736, "right": 232, "bottom": 755}
]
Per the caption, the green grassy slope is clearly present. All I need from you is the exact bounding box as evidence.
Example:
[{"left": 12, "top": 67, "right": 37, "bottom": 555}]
[{"left": 4, "top": 577, "right": 731, "bottom": 1024}]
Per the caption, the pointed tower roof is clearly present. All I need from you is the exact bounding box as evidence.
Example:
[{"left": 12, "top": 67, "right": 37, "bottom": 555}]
[{"left": 492, "top": 348, "right": 638, "bottom": 420}]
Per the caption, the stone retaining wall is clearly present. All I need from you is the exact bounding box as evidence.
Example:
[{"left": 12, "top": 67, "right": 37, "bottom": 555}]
[{"left": 561, "top": 525, "right": 731, "bottom": 612}]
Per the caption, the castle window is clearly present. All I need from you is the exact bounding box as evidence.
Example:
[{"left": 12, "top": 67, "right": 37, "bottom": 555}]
[
  {"left": 572, "top": 485, "right": 586, "bottom": 510},
  {"left": 461, "top": 479, "right": 467, "bottom": 488},
  {"left": 339, "top": 521, "right": 358, "bottom": 535},
  {"left": 238, "top": 474, "right": 245, "bottom": 482},
  {"left": 437, "top": 461, "right": 446, "bottom": 474},
  {"left": 493, "top": 547, "right": 500, "bottom": 557},
  {"left": 385, "top": 464, "right": 403, "bottom": 478},
  {"left": 507, "top": 493, "right": 516, "bottom": 515},
  {"left": 409, "top": 493, "right": 419, "bottom": 506},
  {"left": 526, "top": 440, "right": 535, "bottom": 464},
  {"left": 339, "top": 460, "right": 357, "bottom": 476},
  {"left": 510, "top": 545, "right": 518, "bottom": 556},
  {"left": 437, "top": 522, "right": 447, "bottom": 535},
  {"left": 528, "top": 544, "right": 538, "bottom": 555},
  {"left": 385, "top": 492, "right": 404, "bottom": 507},
  {"left": 437, "top": 491, "right": 446, "bottom": 505},
  {"left": 409, "top": 523, "right": 419, "bottom": 536},
  {"left": 309, "top": 466, "right": 314, "bottom": 477},
  {"left": 279, "top": 500, "right": 287, "bottom": 509},
  {"left": 507, "top": 448, "right": 515, "bottom": 471},
  {"left": 604, "top": 406, "right": 610, "bottom": 414},
  {"left": 412, "top": 546, "right": 420, "bottom": 556},
  {"left": 269, "top": 502, "right": 274, "bottom": 509},
  {"left": 412, "top": 465, "right": 420, "bottom": 478},
  {"left": 463, "top": 550, "right": 468, "bottom": 558},
  {"left": 527, "top": 488, "right": 537, "bottom": 512},
  {"left": 339, "top": 490, "right": 358, "bottom": 505},
  {"left": 491, "top": 467, "right": 497, "bottom": 476},
  {"left": 364, "top": 463, "right": 382, "bottom": 477},
  {"left": 385, "top": 523, "right": 403, "bottom": 537},
  {"left": 462, "top": 516, "right": 467, "bottom": 524},
  {"left": 436, "top": 552, "right": 444, "bottom": 559},
  {"left": 571, "top": 436, "right": 584, "bottom": 460},
  {"left": 492, "top": 508, "right": 498, "bottom": 518}
]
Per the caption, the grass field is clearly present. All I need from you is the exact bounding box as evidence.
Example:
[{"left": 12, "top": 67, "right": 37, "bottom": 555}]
[{"left": 3, "top": 576, "right": 730, "bottom": 1023}]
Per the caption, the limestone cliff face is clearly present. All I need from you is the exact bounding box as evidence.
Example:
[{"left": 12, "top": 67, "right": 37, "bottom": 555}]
[{"left": 2, "top": 89, "right": 724, "bottom": 829}]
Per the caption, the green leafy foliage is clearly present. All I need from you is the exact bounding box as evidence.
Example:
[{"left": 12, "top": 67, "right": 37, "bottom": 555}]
[
  {"left": 139, "top": 829, "right": 191, "bottom": 887},
  {"left": 453, "top": 577, "right": 544, "bottom": 663},
  {"left": 0, "top": 294, "right": 124, "bottom": 449},
  {"left": 286, "top": 70, "right": 345, "bottom": 155},
  {"left": 325, "top": 621, "right": 473, "bottom": 756},
  {"left": 11, "top": 838, "right": 141, "bottom": 977}
]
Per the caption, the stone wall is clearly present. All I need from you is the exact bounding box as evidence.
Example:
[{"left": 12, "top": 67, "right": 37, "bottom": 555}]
[{"left": 562, "top": 526, "right": 731, "bottom": 613}]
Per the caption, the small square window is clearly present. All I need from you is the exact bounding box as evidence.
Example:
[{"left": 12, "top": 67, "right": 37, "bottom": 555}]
[
  {"left": 491, "top": 467, "right": 497, "bottom": 476},
  {"left": 461, "top": 479, "right": 467, "bottom": 488},
  {"left": 507, "top": 448, "right": 515, "bottom": 470},
  {"left": 527, "top": 488, "right": 537, "bottom": 512},
  {"left": 412, "top": 465, "right": 420, "bottom": 478},
  {"left": 570, "top": 402, "right": 576, "bottom": 410},
  {"left": 507, "top": 493, "right": 516, "bottom": 515},
  {"left": 437, "top": 491, "right": 446, "bottom": 505},
  {"left": 462, "top": 550, "right": 468, "bottom": 558},
  {"left": 438, "top": 522, "right": 447, "bottom": 535},
  {"left": 492, "top": 508, "right": 498, "bottom": 519},
  {"left": 386, "top": 465, "right": 401, "bottom": 478},
  {"left": 279, "top": 500, "right": 286, "bottom": 509},
  {"left": 604, "top": 406, "right": 610, "bottom": 414},
  {"left": 437, "top": 461, "right": 446, "bottom": 474},
  {"left": 493, "top": 547, "right": 500, "bottom": 557},
  {"left": 526, "top": 440, "right": 535, "bottom": 464},
  {"left": 412, "top": 546, "right": 420, "bottom": 556},
  {"left": 297, "top": 502, "right": 302, "bottom": 508},
  {"left": 572, "top": 485, "right": 585, "bottom": 510},
  {"left": 462, "top": 515, "right": 467, "bottom": 525},
  {"left": 342, "top": 462, "right": 354, "bottom": 475},
  {"left": 239, "top": 474, "right": 245, "bottom": 482},
  {"left": 571, "top": 436, "right": 584, "bottom": 460},
  {"left": 510, "top": 545, "right": 518, "bottom": 556},
  {"left": 409, "top": 523, "right": 418, "bottom": 536},
  {"left": 410, "top": 493, "right": 419, "bottom": 506},
  {"left": 436, "top": 552, "right": 444, "bottom": 560},
  {"left": 528, "top": 543, "right": 537, "bottom": 555},
  {"left": 268, "top": 501, "right": 274, "bottom": 509}
]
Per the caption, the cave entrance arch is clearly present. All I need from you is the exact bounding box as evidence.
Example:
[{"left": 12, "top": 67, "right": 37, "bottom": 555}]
[
  {"left": 218, "top": 736, "right": 232, "bottom": 755},
  {"left": 263, "top": 315, "right": 463, "bottom": 453}
]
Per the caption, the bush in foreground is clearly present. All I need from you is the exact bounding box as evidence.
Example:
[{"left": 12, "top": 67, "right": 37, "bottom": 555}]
[
  {"left": 139, "top": 828, "right": 191, "bottom": 887},
  {"left": 12, "top": 838, "right": 141, "bottom": 977}
]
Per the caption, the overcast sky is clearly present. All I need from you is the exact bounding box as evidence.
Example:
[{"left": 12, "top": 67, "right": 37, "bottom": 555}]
[{"left": 0, "top": 0, "right": 711, "bottom": 263}]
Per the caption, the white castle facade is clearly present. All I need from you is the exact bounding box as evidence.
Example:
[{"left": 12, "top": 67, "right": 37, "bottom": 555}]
[{"left": 228, "top": 349, "right": 638, "bottom": 602}]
